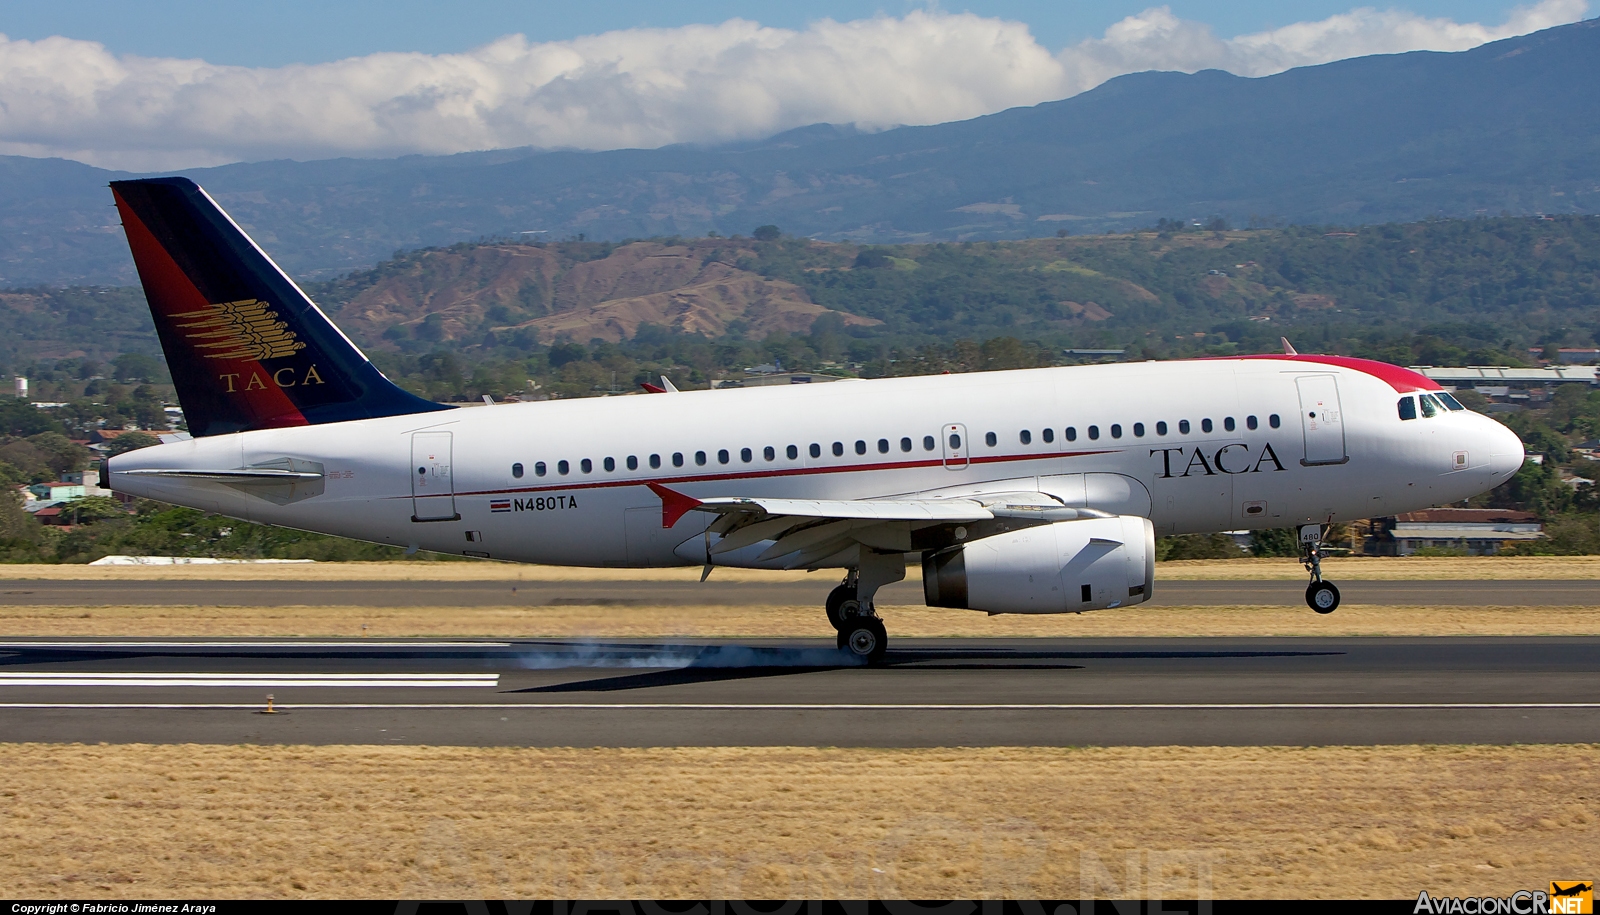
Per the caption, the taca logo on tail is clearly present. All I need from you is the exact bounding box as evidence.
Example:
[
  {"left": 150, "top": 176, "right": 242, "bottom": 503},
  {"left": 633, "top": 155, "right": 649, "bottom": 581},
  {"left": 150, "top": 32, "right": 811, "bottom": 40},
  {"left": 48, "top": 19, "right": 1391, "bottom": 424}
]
[{"left": 110, "top": 177, "right": 449, "bottom": 436}]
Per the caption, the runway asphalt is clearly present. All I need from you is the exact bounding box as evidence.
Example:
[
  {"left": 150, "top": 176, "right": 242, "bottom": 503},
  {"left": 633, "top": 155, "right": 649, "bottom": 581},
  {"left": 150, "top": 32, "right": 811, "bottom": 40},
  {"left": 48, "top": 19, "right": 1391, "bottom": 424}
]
[
  {"left": 1, "top": 636, "right": 1596, "bottom": 747},
  {"left": 1, "top": 578, "right": 1596, "bottom": 607}
]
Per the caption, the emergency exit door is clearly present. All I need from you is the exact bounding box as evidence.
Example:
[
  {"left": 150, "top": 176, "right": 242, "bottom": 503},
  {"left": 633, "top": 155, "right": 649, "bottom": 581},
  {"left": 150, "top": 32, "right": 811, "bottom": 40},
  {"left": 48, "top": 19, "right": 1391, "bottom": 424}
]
[
  {"left": 411, "top": 431, "right": 458, "bottom": 521},
  {"left": 942, "top": 423, "right": 969, "bottom": 470},
  {"left": 1296, "top": 375, "right": 1348, "bottom": 466}
]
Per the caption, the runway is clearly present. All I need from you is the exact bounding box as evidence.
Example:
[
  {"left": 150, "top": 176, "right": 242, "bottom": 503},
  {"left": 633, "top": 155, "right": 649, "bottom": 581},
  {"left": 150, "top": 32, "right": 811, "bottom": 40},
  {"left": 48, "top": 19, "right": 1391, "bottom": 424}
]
[
  {"left": 1, "top": 635, "right": 1596, "bottom": 746},
  {"left": 0, "top": 577, "right": 1595, "bottom": 606}
]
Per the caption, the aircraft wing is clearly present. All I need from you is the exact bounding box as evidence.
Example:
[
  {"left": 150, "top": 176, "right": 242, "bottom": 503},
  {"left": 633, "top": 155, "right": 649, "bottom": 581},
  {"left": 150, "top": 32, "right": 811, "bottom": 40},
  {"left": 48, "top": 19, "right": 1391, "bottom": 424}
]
[{"left": 651, "top": 483, "right": 1109, "bottom": 570}]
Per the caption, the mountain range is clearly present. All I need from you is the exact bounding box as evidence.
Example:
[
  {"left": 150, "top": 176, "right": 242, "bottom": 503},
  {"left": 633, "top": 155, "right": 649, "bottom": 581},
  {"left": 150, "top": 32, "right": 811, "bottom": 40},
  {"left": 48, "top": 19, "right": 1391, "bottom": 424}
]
[{"left": 1, "top": 17, "right": 1597, "bottom": 287}]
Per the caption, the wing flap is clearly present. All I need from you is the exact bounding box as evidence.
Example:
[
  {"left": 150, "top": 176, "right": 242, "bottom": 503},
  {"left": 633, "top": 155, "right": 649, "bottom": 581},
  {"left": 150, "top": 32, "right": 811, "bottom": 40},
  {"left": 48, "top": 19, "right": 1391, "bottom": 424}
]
[{"left": 695, "top": 496, "right": 993, "bottom": 522}]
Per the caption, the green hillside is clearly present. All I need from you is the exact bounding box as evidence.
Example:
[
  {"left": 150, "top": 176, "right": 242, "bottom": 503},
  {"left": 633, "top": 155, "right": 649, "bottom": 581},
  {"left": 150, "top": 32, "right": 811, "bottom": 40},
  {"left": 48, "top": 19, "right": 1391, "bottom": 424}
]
[{"left": 3, "top": 214, "right": 1599, "bottom": 407}]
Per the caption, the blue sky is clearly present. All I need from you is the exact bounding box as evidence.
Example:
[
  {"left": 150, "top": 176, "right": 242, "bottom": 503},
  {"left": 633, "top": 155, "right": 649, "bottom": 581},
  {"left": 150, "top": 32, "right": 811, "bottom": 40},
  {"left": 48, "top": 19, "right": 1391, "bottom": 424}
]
[
  {"left": 0, "top": 0, "right": 1528, "bottom": 65},
  {"left": 0, "top": 0, "right": 1585, "bottom": 169}
]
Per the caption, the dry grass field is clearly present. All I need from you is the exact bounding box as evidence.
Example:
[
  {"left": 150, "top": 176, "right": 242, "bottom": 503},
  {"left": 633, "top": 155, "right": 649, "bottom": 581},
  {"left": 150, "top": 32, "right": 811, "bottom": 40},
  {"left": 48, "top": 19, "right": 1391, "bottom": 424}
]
[
  {"left": 1, "top": 555, "right": 1597, "bottom": 582},
  {"left": 0, "top": 743, "right": 1592, "bottom": 899},
  {"left": 3, "top": 602, "right": 1599, "bottom": 638}
]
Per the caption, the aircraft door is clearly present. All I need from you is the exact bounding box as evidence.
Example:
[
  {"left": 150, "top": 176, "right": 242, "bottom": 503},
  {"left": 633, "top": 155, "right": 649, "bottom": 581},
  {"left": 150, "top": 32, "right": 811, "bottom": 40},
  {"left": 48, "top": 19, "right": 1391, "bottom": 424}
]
[
  {"left": 942, "top": 423, "right": 969, "bottom": 470},
  {"left": 410, "top": 431, "right": 458, "bottom": 521},
  {"left": 1296, "top": 375, "right": 1348, "bottom": 465}
]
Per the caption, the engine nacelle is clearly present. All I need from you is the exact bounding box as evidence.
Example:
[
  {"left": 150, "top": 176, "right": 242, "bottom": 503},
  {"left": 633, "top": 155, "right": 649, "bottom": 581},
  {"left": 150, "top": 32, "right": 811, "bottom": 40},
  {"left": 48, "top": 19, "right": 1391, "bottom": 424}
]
[{"left": 922, "top": 515, "right": 1155, "bottom": 614}]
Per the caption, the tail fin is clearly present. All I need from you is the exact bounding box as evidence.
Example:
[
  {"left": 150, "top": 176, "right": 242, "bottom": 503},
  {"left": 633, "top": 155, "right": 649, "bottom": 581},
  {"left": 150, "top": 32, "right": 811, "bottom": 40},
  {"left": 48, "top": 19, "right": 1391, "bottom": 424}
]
[{"left": 110, "top": 177, "right": 449, "bottom": 437}]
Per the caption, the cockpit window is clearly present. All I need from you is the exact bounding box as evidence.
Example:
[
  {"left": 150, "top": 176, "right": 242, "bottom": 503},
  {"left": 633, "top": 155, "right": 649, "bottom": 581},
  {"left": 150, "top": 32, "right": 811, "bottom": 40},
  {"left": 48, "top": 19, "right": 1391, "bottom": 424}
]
[
  {"left": 1419, "top": 394, "right": 1439, "bottom": 418},
  {"left": 1436, "top": 392, "right": 1466, "bottom": 411},
  {"left": 1398, "top": 396, "right": 1417, "bottom": 421}
]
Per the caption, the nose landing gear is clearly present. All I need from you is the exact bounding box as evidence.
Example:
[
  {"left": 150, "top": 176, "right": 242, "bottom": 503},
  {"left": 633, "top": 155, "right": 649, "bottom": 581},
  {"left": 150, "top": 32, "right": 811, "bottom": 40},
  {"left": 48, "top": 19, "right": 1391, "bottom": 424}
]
[{"left": 1300, "top": 523, "right": 1340, "bottom": 614}]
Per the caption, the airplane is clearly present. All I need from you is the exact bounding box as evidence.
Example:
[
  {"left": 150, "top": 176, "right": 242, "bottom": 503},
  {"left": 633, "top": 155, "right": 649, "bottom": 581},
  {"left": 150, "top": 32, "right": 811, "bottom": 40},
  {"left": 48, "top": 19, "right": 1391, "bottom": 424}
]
[{"left": 103, "top": 177, "right": 1527, "bottom": 662}]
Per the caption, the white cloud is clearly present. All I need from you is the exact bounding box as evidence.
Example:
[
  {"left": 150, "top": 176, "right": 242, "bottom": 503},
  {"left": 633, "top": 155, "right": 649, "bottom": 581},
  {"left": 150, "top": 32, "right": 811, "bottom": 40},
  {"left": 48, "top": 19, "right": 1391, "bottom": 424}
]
[
  {"left": 1060, "top": 0, "right": 1589, "bottom": 87},
  {"left": 0, "top": 0, "right": 1587, "bottom": 170}
]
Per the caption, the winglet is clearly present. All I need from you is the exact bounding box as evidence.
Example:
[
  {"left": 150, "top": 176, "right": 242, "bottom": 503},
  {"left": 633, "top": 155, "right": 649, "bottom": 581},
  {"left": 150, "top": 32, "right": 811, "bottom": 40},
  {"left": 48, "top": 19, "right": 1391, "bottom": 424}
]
[
  {"left": 660, "top": 375, "right": 680, "bottom": 393},
  {"left": 640, "top": 376, "right": 681, "bottom": 394},
  {"left": 1280, "top": 337, "right": 1298, "bottom": 356},
  {"left": 647, "top": 482, "right": 702, "bottom": 528}
]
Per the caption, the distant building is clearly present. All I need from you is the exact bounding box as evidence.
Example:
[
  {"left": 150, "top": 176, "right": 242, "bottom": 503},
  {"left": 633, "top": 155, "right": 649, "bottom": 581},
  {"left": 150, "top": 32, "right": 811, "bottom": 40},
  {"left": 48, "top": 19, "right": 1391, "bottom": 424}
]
[
  {"left": 1364, "top": 509, "right": 1543, "bottom": 556},
  {"left": 1416, "top": 365, "right": 1599, "bottom": 389},
  {"left": 712, "top": 373, "right": 846, "bottom": 389}
]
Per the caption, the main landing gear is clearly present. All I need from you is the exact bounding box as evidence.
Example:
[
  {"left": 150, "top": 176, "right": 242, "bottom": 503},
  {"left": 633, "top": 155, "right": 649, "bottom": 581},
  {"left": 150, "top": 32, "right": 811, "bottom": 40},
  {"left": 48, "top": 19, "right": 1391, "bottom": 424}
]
[
  {"left": 1300, "top": 523, "right": 1340, "bottom": 614},
  {"left": 825, "top": 552, "right": 905, "bottom": 665}
]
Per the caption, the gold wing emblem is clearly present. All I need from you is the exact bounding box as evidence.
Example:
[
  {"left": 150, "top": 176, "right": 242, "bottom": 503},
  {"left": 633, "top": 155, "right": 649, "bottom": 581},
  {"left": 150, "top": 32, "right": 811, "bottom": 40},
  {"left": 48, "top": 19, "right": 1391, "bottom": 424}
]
[{"left": 172, "top": 298, "right": 307, "bottom": 361}]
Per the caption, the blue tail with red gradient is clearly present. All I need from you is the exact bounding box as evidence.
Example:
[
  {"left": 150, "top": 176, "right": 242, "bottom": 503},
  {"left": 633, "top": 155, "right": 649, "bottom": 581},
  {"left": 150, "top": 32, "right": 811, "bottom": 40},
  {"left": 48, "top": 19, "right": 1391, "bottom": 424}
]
[{"left": 111, "top": 177, "right": 450, "bottom": 437}]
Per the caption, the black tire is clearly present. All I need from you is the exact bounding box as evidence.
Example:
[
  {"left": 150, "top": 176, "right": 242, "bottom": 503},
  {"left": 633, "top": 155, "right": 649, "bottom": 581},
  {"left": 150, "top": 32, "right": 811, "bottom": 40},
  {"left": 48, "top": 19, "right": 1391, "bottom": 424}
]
[
  {"left": 1306, "top": 581, "right": 1340, "bottom": 614},
  {"left": 825, "top": 584, "right": 858, "bottom": 631},
  {"left": 836, "top": 616, "right": 887, "bottom": 664}
]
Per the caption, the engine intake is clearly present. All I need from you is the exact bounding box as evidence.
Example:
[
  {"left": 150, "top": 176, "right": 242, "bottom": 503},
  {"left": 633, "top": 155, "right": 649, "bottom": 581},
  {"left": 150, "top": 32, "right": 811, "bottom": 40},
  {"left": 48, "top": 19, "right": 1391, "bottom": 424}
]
[{"left": 923, "top": 515, "right": 1155, "bottom": 614}]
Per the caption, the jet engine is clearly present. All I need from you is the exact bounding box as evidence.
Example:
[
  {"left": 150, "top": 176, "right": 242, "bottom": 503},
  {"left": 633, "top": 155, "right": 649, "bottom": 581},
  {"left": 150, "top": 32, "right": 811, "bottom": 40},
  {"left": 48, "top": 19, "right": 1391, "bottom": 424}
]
[{"left": 922, "top": 515, "right": 1155, "bottom": 614}]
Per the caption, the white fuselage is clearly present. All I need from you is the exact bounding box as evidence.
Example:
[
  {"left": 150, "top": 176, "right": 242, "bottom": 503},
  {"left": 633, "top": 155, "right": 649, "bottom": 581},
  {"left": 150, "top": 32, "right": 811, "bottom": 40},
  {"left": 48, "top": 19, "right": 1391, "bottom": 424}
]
[{"left": 107, "top": 358, "right": 1525, "bottom": 567}]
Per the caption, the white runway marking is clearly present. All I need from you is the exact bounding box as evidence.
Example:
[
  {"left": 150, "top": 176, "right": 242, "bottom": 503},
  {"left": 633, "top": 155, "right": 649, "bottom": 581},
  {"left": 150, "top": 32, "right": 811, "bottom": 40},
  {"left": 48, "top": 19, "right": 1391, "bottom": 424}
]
[
  {"left": 0, "top": 641, "right": 511, "bottom": 649},
  {"left": 0, "top": 701, "right": 1595, "bottom": 710},
  {"left": 0, "top": 673, "right": 499, "bottom": 688}
]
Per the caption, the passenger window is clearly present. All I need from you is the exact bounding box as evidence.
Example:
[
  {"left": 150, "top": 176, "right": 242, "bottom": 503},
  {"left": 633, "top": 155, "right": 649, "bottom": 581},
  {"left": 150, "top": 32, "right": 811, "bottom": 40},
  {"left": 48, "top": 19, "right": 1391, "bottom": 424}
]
[
  {"left": 1201, "top": 418, "right": 1213, "bottom": 433},
  {"left": 1398, "top": 397, "right": 1417, "bottom": 421},
  {"left": 1269, "top": 414, "right": 1281, "bottom": 428},
  {"left": 764, "top": 446, "right": 776, "bottom": 461},
  {"left": 1042, "top": 428, "right": 1054, "bottom": 443},
  {"left": 1179, "top": 420, "right": 1191, "bottom": 434},
  {"left": 558, "top": 460, "right": 570, "bottom": 475},
  {"left": 1019, "top": 430, "right": 1031, "bottom": 445},
  {"left": 810, "top": 443, "right": 822, "bottom": 458},
  {"left": 1088, "top": 425, "right": 1100, "bottom": 440},
  {"left": 1156, "top": 421, "right": 1167, "bottom": 435},
  {"left": 672, "top": 453, "right": 684, "bottom": 468},
  {"left": 535, "top": 461, "right": 547, "bottom": 477},
  {"left": 1110, "top": 424, "right": 1122, "bottom": 439},
  {"left": 627, "top": 456, "right": 639, "bottom": 470},
  {"left": 923, "top": 435, "right": 936, "bottom": 451},
  {"left": 603, "top": 457, "right": 615, "bottom": 472},
  {"left": 786, "top": 445, "right": 798, "bottom": 460},
  {"left": 1437, "top": 392, "right": 1466, "bottom": 411},
  {"left": 1224, "top": 417, "right": 1235, "bottom": 432},
  {"left": 718, "top": 449, "right": 730, "bottom": 464},
  {"left": 511, "top": 462, "right": 524, "bottom": 479},
  {"left": 1133, "top": 423, "right": 1144, "bottom": 437},
  {"left": 741, "top": 448, "right": 753, "bottom": 462},
  {"left": 580, "top": 459, "right": 593, "bottom": 473},
  {"left": 1419, "top": 395, "right": 1438, "bottom": 418},
  {"left": 949, "top": 432, "right": 962, "bottom": 449},
  {"left": 855, "top": 440, "right": 867, "bottom": 455},
  {"left": 900, "top": 437, "right": 912, "bottom": 452},
  {"left": 985, "top": 431, "right": 998, "bottom": 447},
  {"left": 650, "top": 454, "right": 661, "bottom": 469},
  {"left": 877, "top": 439, "right": 889, "bottom": 454},
  {"left": 695, "top": 451, "right": 707, "bottom": 466},
  {"left": 1246, "top": 415, "right": 1258, "bottom": 430},
  {"left": 1065, "top": 427, "right": 1077, "bottom": 441},
  {"left": 833, "top": 442, "right": 844, "bottom": 457}
]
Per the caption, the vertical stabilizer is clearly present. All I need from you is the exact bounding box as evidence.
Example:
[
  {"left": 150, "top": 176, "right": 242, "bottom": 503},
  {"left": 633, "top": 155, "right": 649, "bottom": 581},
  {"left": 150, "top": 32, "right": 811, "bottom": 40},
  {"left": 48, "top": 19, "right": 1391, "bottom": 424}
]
[{"left": 110, "top": 177, "right": 449, "bottom": 436}]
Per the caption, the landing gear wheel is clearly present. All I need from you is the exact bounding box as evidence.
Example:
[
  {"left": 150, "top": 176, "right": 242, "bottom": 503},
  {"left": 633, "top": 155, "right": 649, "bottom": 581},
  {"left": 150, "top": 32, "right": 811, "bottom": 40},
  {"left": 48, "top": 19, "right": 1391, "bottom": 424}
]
[
  {"left": 1306, "top": 581, "right": 1340, "bottom": 614},
  {"left": 836, "top": 616, "right": 887, "bottom": 664},
  {"left": 825, "top": 584, "right": 858, "bottom": 631}
]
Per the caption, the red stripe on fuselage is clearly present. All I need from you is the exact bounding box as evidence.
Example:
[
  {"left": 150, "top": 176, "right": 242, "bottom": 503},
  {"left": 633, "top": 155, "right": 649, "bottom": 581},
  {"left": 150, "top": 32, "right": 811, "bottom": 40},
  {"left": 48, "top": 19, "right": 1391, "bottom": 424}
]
[
  {"left": 113, "top": 190, "right": 308, "bottom": 430},
  {"left": 1235, "top": 354, "right": 1442, "bottom": 393}
]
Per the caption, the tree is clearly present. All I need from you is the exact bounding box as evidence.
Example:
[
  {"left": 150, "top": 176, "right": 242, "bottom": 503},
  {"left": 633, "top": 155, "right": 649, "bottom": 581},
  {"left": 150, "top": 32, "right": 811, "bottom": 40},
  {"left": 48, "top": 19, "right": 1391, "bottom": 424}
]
[
  {"left": 107, "top": 431, "right": 160, "bottom": 456},
  {"left": 112, "top": 353, "right": 162, "bottom": 383},
  {"left": 1249, "top": 527, "right": 1300, "bottom": 557},
  {"left": 753, "top": 225, "right": 781, "bottom": 241}
]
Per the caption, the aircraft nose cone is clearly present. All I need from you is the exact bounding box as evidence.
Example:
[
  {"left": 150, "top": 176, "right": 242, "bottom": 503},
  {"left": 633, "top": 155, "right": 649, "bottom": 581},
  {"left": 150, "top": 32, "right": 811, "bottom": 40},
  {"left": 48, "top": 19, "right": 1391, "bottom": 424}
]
[{"left": 1484, "top": 417, "right": 1525, "bottom": 480}]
